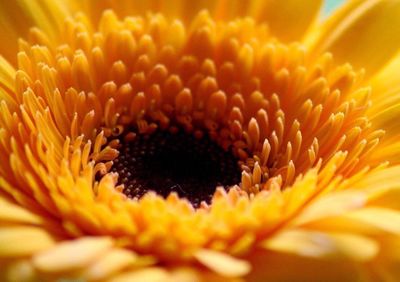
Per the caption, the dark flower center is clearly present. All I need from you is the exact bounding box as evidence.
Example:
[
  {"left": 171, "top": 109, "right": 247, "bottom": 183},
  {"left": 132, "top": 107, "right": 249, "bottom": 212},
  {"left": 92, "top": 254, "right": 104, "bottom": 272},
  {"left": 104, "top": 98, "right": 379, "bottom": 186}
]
[{"left": 111, "top": 129, "right": 241, "bottom": 207}]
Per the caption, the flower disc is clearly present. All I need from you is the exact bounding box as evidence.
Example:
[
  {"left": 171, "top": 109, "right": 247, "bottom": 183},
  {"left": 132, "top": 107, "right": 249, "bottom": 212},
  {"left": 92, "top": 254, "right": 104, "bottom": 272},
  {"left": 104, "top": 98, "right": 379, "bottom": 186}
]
[{"left": 1, "top": 1, "right": 400, "bottom": 281}]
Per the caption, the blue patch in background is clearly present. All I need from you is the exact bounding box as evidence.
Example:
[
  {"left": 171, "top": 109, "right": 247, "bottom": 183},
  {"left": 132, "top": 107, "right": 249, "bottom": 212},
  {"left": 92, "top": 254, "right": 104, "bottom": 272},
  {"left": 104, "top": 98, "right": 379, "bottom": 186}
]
[{"left": 323, "top": 0, "right": 345, "bottom": 15}]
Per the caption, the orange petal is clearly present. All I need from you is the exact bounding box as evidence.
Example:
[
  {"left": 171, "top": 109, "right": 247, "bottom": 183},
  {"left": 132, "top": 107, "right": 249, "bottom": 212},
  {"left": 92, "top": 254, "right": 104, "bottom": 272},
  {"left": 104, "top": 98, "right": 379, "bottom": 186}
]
[
  {"left": 262, "top": 229, "right": 378, "bottom": 261},
  {"left": 0, "top": 0, "right": 71, "bottom": 65},
  {"left": 33, "top": 237, "right": 113, "bottom": 273},
  {"left": 110, "top": 267, "right": 170, "bottom": 282},
  {"left": 0, "top": 198, "right": 42, "bottom": 224},
  {"left": 0, "top": 227, "right": 55, "bottom": 257},
  {"left": 194, "top": 249, "right": 251, "bottom": 277},
  {"left": 306, "top": 0, "right": 400, "bottom": 78},
  {"left": 250, "top": 0, "right": 323, "bottom": 42},
  {"left": 84, "top": 248, "right": 138, "bottom": 281}
]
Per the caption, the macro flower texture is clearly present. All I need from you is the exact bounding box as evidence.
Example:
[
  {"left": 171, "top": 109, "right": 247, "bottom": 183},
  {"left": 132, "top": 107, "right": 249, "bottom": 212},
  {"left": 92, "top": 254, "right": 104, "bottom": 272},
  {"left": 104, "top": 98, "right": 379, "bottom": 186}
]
[{"left": 2, "top": 0, "right": 400, "bottom": 281}]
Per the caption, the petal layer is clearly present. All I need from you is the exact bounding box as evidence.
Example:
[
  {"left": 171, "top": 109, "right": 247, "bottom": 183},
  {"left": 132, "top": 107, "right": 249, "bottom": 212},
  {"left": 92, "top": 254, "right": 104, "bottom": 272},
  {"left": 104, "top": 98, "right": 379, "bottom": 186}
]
[{"left": 306, "top": 0, "right": 400, "bottom": 78}]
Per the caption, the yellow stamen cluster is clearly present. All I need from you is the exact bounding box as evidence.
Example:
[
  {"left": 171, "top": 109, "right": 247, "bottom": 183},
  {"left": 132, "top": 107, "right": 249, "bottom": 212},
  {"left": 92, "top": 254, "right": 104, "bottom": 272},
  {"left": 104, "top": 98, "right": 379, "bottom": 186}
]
[{"left": 0, "top": 9, "right": 384, "bottom": 266}]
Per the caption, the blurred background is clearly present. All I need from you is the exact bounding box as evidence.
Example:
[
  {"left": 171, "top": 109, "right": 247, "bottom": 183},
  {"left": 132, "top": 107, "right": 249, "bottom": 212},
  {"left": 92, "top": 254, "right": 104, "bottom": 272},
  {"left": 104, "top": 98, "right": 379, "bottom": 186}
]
[{"left": 324, "top": 0, "right": 345, "bottom": 15}]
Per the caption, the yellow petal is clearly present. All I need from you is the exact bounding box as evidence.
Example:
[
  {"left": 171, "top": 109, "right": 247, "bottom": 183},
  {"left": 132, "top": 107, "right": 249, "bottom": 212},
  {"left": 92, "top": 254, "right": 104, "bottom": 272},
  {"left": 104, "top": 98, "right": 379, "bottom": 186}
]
[
  {"left": 2, "top": 259, "right": 36, "bottom": 282},
  {"left": 194, "top": 249, "right": 251, "bottom": 277},
  {"left": 170, "top": 267, "right": 242, "bottom": 282},
  {"left": 70, "top": 0, "right": 321, "bottom": 43},
  {"left": 0, "top": 56, "right": 15, "bottom": 91},
  {"left": 33, "top": 237, "right": 113, "bottom": 273},
  {"left": 68, "top": 0, "right": 214, "bottom": 26},
  {"left": 0, "top": 57, "right": 18, "bottom": 110},
  {"left": 367, "top": 170, "right": 400, "bottom": 209},
  {"left": 283, "top": 169, "right": 317, "bottom": 217},
  {"left": 293, "top": 191, "right": 366, "bottom": 226},
  {"left": 110, "top": 267, "right": 170, "bottom": 282},
  {"left": 84, "top": 248, "right": 138, "bottom": 281},
  {"left": 367, "top": 55, "right": 400, "bottom": 140},
  {"left": 248, "top": 251, "right": 366, "bottom": 281},
  {"left": 369, "top": 51, "right": 400, "bottom": 101},
  {"left": 249, "top": 0, "right": 323, "bottom": 42},
  {"left": 0, "top": 3, "right": 30, "bottom": 65},
  {"left": 0, "top": 227, "right": 55, "bottom": 257},
  {"left": 306, "top": 0, "right": 400, "bottom": 77},
  {"left": 168, "top": 268, "right": 202, "bottom": 282},
  {"left": 0, "top": 198, "right": 42, "bottom": 224},
  {"left": 9, "top": 0, "right": 70, "bottom": 39},
  {"left": 369, "top": 102, "right": 400, "bottom": 141},
  {"left": 340, "top": 166, "right": 400, "bottom": 198},
  {"left": 367, "top": 141, "right": 400, "bottom": 165},
  {"left": 214, "top": 0, "right": 323, "bottom": 42},
  {"left": 0, "top": 1, "right": 72, "bottom": 65},
  {"left": 345, "top": 207, "right": 400, "bottom": 234},
  {"left": 262, "top": 229, "right": 378, "bottom": 261}
]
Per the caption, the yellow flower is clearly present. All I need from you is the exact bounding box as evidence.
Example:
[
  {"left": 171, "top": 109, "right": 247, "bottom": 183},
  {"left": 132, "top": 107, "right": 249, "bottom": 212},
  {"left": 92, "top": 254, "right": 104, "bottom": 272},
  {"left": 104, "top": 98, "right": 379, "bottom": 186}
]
[{"left": 1, "top": 0, "right": 400, "bottom": 281}]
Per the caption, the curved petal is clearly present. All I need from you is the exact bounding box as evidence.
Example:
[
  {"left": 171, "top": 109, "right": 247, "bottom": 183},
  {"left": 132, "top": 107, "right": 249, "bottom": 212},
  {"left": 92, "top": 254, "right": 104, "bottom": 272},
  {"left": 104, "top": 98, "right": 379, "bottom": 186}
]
[
  {"left": 262, "top": 229, "right": 378, "bottom": 261},
  {"left": 0, "top": 57, "right": 18, "bottom": 110},
  {"left": 0, "top": 0, "right": 72, "bottom": 65},
  {"left": 33, "top": 237, "right": 113, "bottom": 273},
  {"left": 110, "top": 268, "right": 170, "bottom": 282},
  {"left": 194, "top": 249, "right": 251, "bottom": 277},
  {"left": 367, "top": 51, "right": 400, "bottom": 127},
  {"left": 344, "top": 207, "right": 400, "bottom": 234},
  {"left": 305, "top": 0, "right": 400, "bottom": 78},
  {"left": 83, "top": 249, "right": 138, "bottom": 281},
  {"left": 0, "top": 227, "right": 55, "bottom": 257},
  {"left": 213, "top": 0, "right": 324, "bottom": 42},
  {"left": 248, "top": 0, "right": 323, "bottom": 42},
  {"left": 365, "top": 53, "right": 400, "bottom": 163},
  {"left": 246, "top": 247, "right": 368, "bottom": 281},
  {"left": 369, "top": 51, "right": 400, "bottom": 99},
  {"left": 0, "top": 198, "right": 42, "bottom": 224},
  {"left": 63, "top": 0, "right": 218, "bottom": 25},
  {"left": 67, "top": 0, "right": 322, "bottom": 42}
]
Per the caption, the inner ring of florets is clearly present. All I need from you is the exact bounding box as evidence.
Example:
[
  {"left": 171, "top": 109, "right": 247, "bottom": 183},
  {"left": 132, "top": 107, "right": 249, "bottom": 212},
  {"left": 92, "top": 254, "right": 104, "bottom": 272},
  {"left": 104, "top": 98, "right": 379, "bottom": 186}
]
[{"left": 15, "top": 10, "right": 379, "bottom": 211}]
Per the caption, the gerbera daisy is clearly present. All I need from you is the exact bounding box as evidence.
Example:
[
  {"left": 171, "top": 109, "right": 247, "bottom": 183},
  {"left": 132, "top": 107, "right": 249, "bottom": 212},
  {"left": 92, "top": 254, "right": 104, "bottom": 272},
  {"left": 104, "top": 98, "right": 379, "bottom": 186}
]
[{"left": 1, "top": 0, "right": 400, "bottom": 281}]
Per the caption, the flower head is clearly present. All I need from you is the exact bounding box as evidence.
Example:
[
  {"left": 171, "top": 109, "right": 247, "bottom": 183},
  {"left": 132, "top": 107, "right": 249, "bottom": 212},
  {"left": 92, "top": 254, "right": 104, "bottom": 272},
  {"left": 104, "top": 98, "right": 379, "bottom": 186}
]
[{"left": 1, "top": 1, "right": 400, "bottom": 281}]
